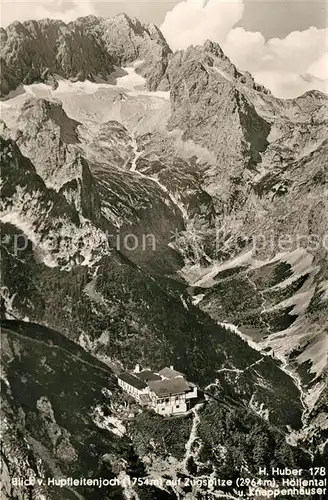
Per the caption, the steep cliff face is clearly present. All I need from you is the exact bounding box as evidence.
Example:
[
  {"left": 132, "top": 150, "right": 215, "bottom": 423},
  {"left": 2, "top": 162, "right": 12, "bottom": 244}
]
[
  {"left": 167, "top": 40, "right": 271, "bottom": 202},
  {"left": 0, "top": 57, "right": 20, "bottom": 96},
  {"left": 0, "top": 135, "right": 108, "bottom": 267},
  {"left": 13, "top": 97, "right": 103, "bottom": 224},
  {"left": 0, "top": 14, "right": 171, "bottom": 97}
]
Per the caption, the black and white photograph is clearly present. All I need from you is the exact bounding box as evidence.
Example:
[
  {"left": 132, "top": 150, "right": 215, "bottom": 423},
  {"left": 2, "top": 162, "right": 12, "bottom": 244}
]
[{"left": 0, "top": 1, "right": 327, "bottom": 498}]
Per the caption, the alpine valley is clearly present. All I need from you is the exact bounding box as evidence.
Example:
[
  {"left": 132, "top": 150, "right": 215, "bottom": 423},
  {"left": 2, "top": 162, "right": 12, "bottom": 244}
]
[{"left": 0, "top": 13, "right": 327, "bottom": 500}]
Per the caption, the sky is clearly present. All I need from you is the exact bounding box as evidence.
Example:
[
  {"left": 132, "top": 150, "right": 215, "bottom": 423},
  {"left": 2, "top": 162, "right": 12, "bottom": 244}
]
[{"left": 0, "top": 0, "right": 327, "bottom": 98}]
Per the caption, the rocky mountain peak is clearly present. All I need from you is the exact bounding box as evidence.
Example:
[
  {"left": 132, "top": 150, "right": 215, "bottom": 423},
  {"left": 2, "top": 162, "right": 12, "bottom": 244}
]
[
  {"left": 0, "top": 14, "right": 171, "bottom": 96},
  {"left": 290, "top": 89, "right": 328, "bottom": 116},
  {"left": 203, "top": 39, "right": 226, "bottom": 58},
  {"left": 171, "top": 39, "right": 271, "bottom": 96}
]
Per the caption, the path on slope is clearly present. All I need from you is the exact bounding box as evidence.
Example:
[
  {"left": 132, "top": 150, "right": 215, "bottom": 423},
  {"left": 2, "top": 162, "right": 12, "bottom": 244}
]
[{"left": 182, "top": 402, "right": 204, "bottom": 472}]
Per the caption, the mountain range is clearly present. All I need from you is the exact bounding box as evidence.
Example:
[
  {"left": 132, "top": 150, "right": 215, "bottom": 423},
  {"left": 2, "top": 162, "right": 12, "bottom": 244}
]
[{"left": 0, "top": 13, "right": 327, "bottom": 500}]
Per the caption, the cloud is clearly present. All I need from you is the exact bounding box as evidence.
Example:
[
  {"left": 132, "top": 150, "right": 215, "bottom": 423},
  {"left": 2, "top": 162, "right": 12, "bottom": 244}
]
[
  {"left": 160, "top": 0, "right": 244, "bottom": 51},
  {"left": 161, "top": 0, "right": 327, "bottom": 98},
  {"left": 224, "top": 26, "right": 328, "bottom": 97},
  {"left": 37, "top": 0, "right": 96, "bottom": 23},
  {"left": 307, "top": 54, "right": 328, "bottom": 81},
  {"left": 0, "top": 0, "right": 96, "bottom": 27}
]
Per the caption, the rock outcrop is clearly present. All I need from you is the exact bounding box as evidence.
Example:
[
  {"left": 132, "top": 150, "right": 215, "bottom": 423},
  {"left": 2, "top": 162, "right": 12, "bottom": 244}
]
[
  {"left": 14, "top": 98, "right": 103, "bottom": 224},
  {"left": 0, "top": 135, "right": 108, "bottom": 267}
]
